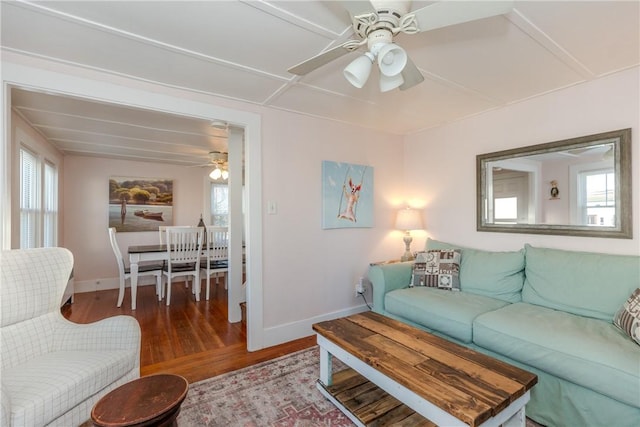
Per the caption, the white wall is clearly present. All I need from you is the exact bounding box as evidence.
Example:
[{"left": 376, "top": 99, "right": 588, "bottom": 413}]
[
  {"left": 260, "top": 108, "right": 405, "bottom": 333},
  {"left": 405, "top": 67, "right": 640, "bottom": 256}
]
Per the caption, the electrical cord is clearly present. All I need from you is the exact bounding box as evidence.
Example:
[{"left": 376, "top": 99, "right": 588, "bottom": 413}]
[{"left": 358, "top": 292, "right": 372, "bottom": 310}]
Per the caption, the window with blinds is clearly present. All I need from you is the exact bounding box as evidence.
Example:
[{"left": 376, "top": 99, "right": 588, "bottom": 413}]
[
  {"left": 210, "top": 183, "right": 229, "bottom": 226},
  {"left": 44, "top": 161, "right": 58, "bottom": 247},
  {"left": 19, "top": 147, "right": 59, "bottom": 248},
  {"left": 20, "top": 148, "right": 38, "bottom": 248}
]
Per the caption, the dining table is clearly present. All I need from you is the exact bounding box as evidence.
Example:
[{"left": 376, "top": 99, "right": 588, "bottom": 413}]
[{"left": 128, "top": 244, "right": 168, "bottom": 310}]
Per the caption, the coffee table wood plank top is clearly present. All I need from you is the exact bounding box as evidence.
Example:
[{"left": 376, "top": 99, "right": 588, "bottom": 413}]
[{"left": 313, "top": 312, "right": 537, "bottom": 427}]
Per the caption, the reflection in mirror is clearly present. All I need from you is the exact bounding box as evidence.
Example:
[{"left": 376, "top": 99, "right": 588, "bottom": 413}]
[{"left": 477, "top": 129, "right": 631, "bottom": 238}]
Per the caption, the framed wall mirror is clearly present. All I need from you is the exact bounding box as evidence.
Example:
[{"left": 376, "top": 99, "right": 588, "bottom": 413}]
[{"left": 477, "top": 128, "right": 632, "bottom": 238}]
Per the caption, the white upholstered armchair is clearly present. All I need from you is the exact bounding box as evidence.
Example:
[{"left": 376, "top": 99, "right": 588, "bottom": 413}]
[{"left": 1, "top": 248, "right": 141, "bottom": 426}]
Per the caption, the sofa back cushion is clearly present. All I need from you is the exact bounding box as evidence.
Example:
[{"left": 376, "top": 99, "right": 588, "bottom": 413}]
[
  {"left": 522, "top": 244, "right": 640, "bottom": 321},
  {"left": 426, "top": 238, "right": 525, "bottom": 302}
]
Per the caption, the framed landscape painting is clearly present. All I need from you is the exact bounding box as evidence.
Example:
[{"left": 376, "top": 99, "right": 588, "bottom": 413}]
[
  {"left": 322, "top": 161, "right": 373, "bottom": 229},
  {"left": 109, "top": 176, "right": 174, "bottom": 232}
]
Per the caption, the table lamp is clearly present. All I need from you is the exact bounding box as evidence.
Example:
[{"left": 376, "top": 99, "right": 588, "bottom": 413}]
[{"left": 395, "top": 207, "right": 423, "bottom": 261}]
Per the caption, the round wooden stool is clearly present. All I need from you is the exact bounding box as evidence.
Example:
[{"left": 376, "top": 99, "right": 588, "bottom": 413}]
[{"left": 91, "top": 374, "right": 188, "bottom": 427}]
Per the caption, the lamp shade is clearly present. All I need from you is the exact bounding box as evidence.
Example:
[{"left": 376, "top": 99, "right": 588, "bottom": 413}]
[
  {"left": 344, "top": 53, "right": 374, "bottom": 88},
  {"left": 379, "top": 72, "right": 404, "bottom": 92},
  {"left": 377, "top": 43, "right": 407, "bottom": 77},
  {"left": 209, "top": 167, "right": 222, "bottom": 180},
  {"left": 395, "top": 208, "right": 423, "bottom": 231}
]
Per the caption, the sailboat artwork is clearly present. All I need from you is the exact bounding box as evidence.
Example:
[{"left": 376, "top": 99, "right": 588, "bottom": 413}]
[{"left": 109, "top": 176, "right": 174, "bottom": 232}]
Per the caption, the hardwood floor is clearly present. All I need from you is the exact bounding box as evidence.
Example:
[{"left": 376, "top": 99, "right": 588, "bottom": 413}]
[{"left": 61, "top": 279, "right": 316, "bottom": 383}]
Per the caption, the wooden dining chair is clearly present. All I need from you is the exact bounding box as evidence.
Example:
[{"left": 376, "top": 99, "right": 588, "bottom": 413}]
[
  {"left": 200, "top": 227, "right": 229, "bottom": 300},
  {"left": 163, "top": 226, "right": 204, "bottom": 305},
  {"left": 158, "top": 225, "right": 192, "bottom": 244},
  {"left": 108, "top": 227, "right": 163, "bottom": 307}
]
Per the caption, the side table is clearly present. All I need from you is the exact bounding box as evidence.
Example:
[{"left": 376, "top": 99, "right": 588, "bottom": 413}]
[{"left": 91, "top": 374, "right": 188, "bottom": 427}]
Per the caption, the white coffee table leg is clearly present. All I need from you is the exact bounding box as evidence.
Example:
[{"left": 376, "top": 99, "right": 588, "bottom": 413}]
[
  {"left": 503, "top": 407, "right": 526, "bottom": 427},
  {"left": 319, "top": 346, "right": 333, "bottom": 386}
]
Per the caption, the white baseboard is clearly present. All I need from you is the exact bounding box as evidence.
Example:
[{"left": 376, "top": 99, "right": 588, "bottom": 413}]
[
  {"left": 74, "top": 276, "right": 157, "bottom": 294},
  {"left": 261, "top": 304, "right": 370, "bottom": 349}
]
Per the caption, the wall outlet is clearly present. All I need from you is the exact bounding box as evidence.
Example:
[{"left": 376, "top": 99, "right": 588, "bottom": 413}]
[{"left": 355, "top": 277, "right": 365, "bottom": 297}]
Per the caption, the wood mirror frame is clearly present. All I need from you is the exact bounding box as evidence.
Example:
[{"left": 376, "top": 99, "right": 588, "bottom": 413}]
[{"left": 477, "top": 128, "right": 632, "bottom": 238}]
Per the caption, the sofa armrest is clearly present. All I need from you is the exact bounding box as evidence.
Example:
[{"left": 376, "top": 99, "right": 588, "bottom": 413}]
[
  {"left": 52, "top": 315, "right": 141, "bottom": 362},
  {"left": 368, "top": 261, "right": 413, "bottom": 313}
]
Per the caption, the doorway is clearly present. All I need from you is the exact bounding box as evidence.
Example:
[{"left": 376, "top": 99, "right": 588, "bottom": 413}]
[{"left": 2, "top": 63, "right": 264, "bottom": 350}]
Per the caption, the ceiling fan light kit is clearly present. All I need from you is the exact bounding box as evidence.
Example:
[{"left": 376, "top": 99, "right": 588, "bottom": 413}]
[
  {"left": 196, "top": 151, "right": 229, "bottom": 181},
  {"left": 288, "top": 0, "right": 514, "bottom": 93}
]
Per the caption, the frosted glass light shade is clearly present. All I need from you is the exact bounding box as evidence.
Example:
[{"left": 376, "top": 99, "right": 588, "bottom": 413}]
[
  {"left": 344, "top": 53, "right": 374, "bottom": 88},
  {"left": 209, "top": 168, "right": 222, "bottom": 180},
  {"left": 380, "top": 73, "right": 404, "bottom": 92},
  {"left": 378, "top": 44, "right": 407, "bottom": 77},
  {"left": 395, "top": 208, "right": 423, "bottom": 231}
]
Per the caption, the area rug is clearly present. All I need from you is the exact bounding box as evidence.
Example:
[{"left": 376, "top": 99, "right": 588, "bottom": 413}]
[
  {"left": 177, "top": 346, "right": 543, "bottom": 427},
  {"left": 177, "top": 346, "right": 353, "bottom": 426}
]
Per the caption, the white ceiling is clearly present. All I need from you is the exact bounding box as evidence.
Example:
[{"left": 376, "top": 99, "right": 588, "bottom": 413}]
[{"left": 2, "top": 1, "right": 639, "bottom": 165}]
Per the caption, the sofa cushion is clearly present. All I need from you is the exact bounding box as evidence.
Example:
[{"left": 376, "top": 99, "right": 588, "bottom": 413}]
[
  {"left": 522, "top": 244, "right": 640, "bottom": 321},
  {"left": 3, "top": 350, "right": 135, "bottom": 426},
  {"left": 385, "top": 287, "right": 509, "bottom": 343},
  {"left": 426, "top": 238, "right": 524, "bottom": 302},
  {"left": 614, "top": 288, "right": 640, "bottom": 346},
  {"left": 473, "top": 302, "right": 640, "bottom": 408}
]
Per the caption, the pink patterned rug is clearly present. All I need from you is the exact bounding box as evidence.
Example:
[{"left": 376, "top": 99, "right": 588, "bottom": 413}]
[
  {"left": 177, "top": 346, "right": 353, "bottom": 426},
  {"left": 177, "top": 346, "right": 543, "bottom": 427}
]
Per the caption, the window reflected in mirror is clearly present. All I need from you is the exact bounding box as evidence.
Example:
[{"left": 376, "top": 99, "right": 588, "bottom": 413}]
[{"left": 477, "top": 129, "right": 631, "bottom": 238}]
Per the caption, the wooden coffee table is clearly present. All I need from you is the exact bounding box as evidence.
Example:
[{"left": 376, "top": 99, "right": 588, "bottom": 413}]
[
  {"left": 313, "top": 312, "right": 537, "bottom": 427},
  {"left": 91, "top": 374, "right": 188, "bottom": 427}
]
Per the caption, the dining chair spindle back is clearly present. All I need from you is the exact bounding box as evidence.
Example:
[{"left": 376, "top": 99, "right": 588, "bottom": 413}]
[
  {"left": 200, "top": 227, "right": 229, "bottom": 300},
  {"left": 163, "top": 226, "right": 204, "bottom": 305}
]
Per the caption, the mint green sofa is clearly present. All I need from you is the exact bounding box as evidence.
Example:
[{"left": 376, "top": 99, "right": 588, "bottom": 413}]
[{"left": 368, "top": 239, "right": 640, "bottom": 427}]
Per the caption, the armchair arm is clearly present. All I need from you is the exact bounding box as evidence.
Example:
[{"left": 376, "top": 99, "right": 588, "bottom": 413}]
[
  {"left": 367, "top": 261, "right": 413, "bottom": 313},
  {"left": 1, "top": 383, "right": 10, "bottom": 427},
  {"left": 52, "top": 315, "right": 141, "bottom": 358}
]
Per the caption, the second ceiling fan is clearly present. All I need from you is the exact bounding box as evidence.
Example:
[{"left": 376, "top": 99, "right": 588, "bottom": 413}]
[{"left": 288, "top": 1, "right": 514, "bottom": 92}]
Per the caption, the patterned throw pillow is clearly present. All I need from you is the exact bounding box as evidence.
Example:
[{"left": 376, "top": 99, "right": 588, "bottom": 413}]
[
  {"left": 613, "top": 288, "right": 640, "bottom": 346},
  {"left": 424, "top": 249, "right": 461, "bottom": 290},
  {"left": 410, "top": 252, "right": 427, "bottom": 287}
]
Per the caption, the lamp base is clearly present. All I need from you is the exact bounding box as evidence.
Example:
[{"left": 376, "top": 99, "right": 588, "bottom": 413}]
[{"left": 400, "top": 232, "right": 414, "bottom": 262}]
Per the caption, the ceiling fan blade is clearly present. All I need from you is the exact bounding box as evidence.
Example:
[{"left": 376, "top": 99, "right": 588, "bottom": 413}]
[
  {"left": 288, "top": 42, "right": 357, "bottom": 76},
  {"left": 411, "top": 0, "right": 513, "bottom": 33},
  {"left": 339, "top": 0, "right": 375, "bottom": 18},
  {"left": 399, "top": 57, "right": 424, "bottom": 91}
]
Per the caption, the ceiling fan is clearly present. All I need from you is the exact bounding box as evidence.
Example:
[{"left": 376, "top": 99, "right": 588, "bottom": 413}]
[
  {"left": 193, "top": 151, "right": 229, "bottom": 180},
  {"left": 288, "top": 0, "right": 514, "bottom": 92}
]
